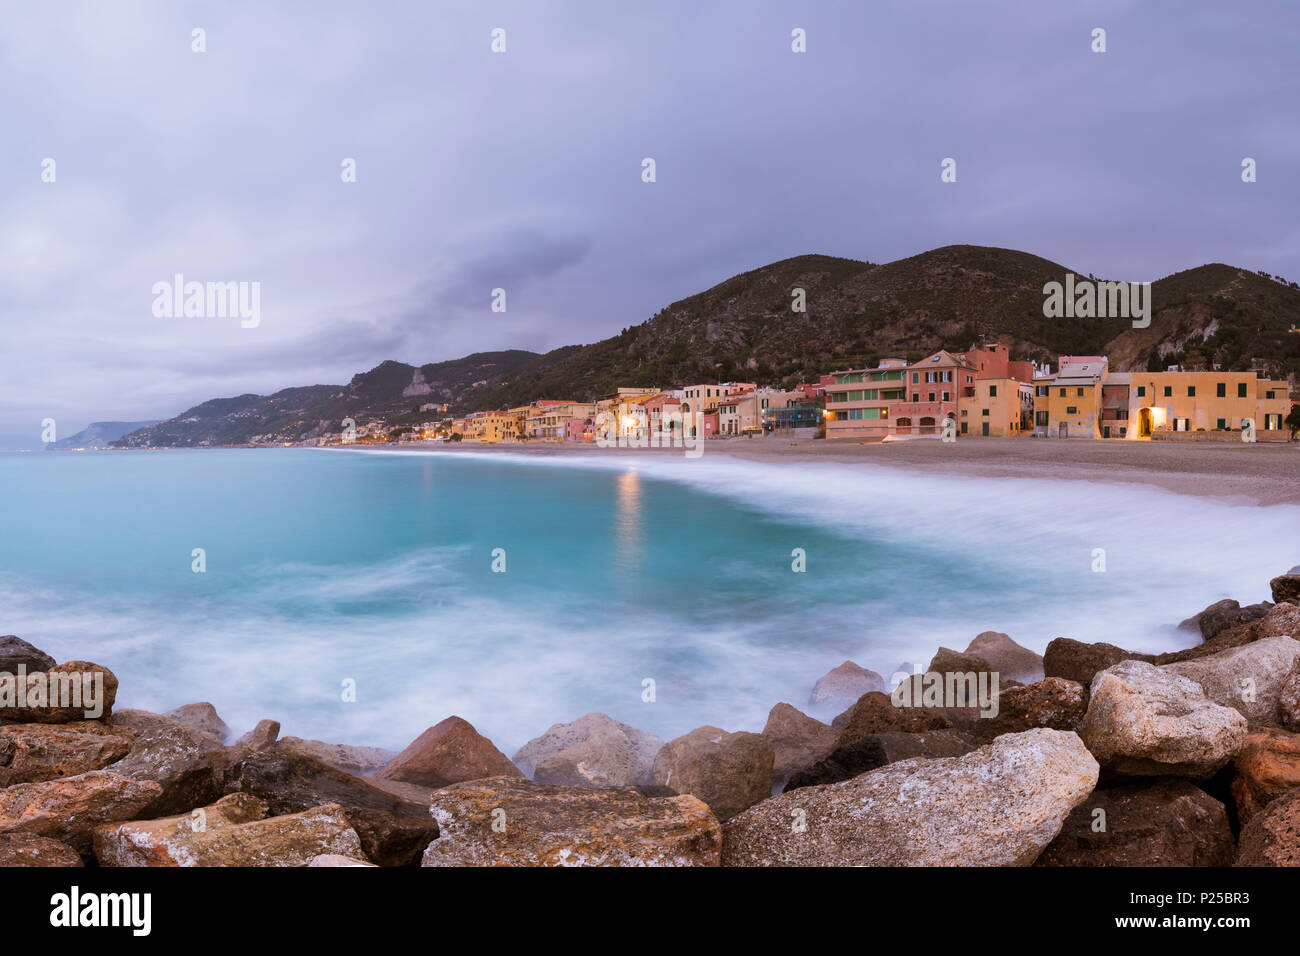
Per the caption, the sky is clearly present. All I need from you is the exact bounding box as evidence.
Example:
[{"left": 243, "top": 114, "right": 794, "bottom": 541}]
[{"left": 1, "top": 0, "right": 1297, "bottom": 449}]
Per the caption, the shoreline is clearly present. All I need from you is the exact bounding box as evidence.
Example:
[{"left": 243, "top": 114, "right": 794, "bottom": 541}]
[{"left": 336, "top": 436, "right": 1300, "bottom": 506}]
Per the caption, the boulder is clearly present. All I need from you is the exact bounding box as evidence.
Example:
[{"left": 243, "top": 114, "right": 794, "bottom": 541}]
[
  {"left": 0, "top": 635, "right": 56, "bottom": 674},
  {"left": 0, "top": 832, "right": 84, "bottom": 867},
  {"left": 1187, "top": 599, "right": 1273, "bottom": 640},
  {"left": 1035, "top": 778, "right": 1234, "bottom": 866},
  {"left": 0, "top": 720, "right": 136, "bottom": 786},
  {"left": 926, "top": 647, "right": 994, "bottom": 676},
  {"left": 722, "top": 729, "right": 1098, "bottom": 866},
  {"left": 969, "top": 678, "right": 1087, "bottom": 743},
  {"left": 1270, "top": 574, "right": 1300, "bottom": 605},
  {"left": 1044, "top": 638, "right": 1152, "bottom": 685},
  {"left": 1231, "top": 728, "right": 1300, "bottom": 825},
  {"left": 512, "top": 713, "right": 660, "bottom": 787},
  {"left": 225, "top": 747, "right": 437, "bottom": 867},
  {"left": 1157, "top": 602, "right": 1300, "bottom": 664},
  {"left": 275, "top": 737, "right": 396, "bottom": 778},
  {"left": 651, "top": 726, "right": 773, "bottom": 822},
  {"left": 1080, "top": 661, "right": 1247, "bottom": 778},
  {"left": 963, "top": 631, "right": 1044, "bottom": 683},
  {"left": 421, "top": 775, "right": 721, "bottom": 866},
  {"left": 1281, "top": 659, "right": 1300, "bottom": 732},
  {"left": 231, "top": 719, "right": 280, "bottom": 754},
  {"left": 0, "top": 661, "right": 118, "bottom": 723},
  {"left": 832, "top": 691, "right": 953, "bottom": 747},
  {"left": 106, "top": 709, "right": 227, "bottom": 816},
  {"left": 760, "top": 703, "right": 837, "bottom": 790},
  {"left": 0, "top": 770, "right": 162, "bottom": 852},
  {"left": 93, "top": 793, "right": 364, "bottom": 867},
  {"left": 1236, "top": 788, "right": 1300, "bottom": 866},
  {"left": 165, "top": 703, "right": 231, "bottom": 743},
  {"left": 1162, "top": 636, "right": 1300, "bottom": 727},
  {"left": 376, "top": 717, "right": 522, "bottom": 789},
  {"left": 808, "top": 661, "right": 884, "bottom": 712},
  {"left": 784, "top": 729, "right": 976, "bottom": 791}
]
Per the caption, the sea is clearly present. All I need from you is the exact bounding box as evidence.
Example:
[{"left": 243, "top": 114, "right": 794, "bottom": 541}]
[{"left": 1, "top": 446, "right": 1295, "bottom": 755}]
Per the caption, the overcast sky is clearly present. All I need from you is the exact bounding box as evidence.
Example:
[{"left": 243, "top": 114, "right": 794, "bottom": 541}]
[{"left": 1, "top": 1, "right": 1296, "bottom": 449}]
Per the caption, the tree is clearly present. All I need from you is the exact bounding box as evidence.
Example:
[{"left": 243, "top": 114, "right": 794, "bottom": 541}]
[{"left": 1286, "top": 403, "right": 1300, "bottom": 440}]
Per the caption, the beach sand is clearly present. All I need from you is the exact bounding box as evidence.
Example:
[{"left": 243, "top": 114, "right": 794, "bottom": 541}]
[{"left": 395, "top": 436, "right": 1300, "bottom": 505}]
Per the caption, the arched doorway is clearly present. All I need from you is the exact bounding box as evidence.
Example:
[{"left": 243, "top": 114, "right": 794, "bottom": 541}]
[
  {"left": 919, "top": 416, "right": 936, "bottom": 435},
  {"left": 1138, "top": 407, "right": 1152, "bottom": 438},
  {"left": 896, "top": 416, "right": 912, "bottom": 435}
]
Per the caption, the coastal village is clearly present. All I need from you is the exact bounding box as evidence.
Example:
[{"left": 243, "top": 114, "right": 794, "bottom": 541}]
[{"left": 326, "top": 343, "right": 1298, "bottom": 447}]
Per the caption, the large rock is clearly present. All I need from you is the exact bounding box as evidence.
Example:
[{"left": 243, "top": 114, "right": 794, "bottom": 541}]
[
  {"left": 1080, "top": 661, "right": 1247, "bottom": 778},
  {"left": 106, "top": 709, "right": 227, "bottom": 816},
  {"left": 512, "top": 713, "right": 660, "bottom": 788},
  {"left": 651, "top": 726, "right": 773, "bottom": 822},
  {"left": 927, "top": 647, "right": 994, "bottom": 677},
  {"left": 808, "top": 661, "right": 884, "bottom": 713},
  {"left": 832, "top": 691, "right": 953, "bottom": 746},
  {"left": 0, "top": 635, "right": 56, "bottom": 674},
  {"left": 1236, "top": 788, "right": 1300, "bottom": 866},
  {"left": 723, "top": 729, "right": 1098, "bottom": 866},
  {"left": 1231, "top": 728, "right": 1300, "bottom": 824},
  {"left": 1281, "top": 659, "right": 1300, "bottom": 732},
  {"left": 784, "top": 729, "right": 976, "bottom": 792},
  {"left": 1187, "top": 599, "right": 1273, "bottom": 640},
  {"left": 276, "top": 737, "right": 396, "bottom": 778},
  {"left": 0, "top": 771, "right": 162, "bottom": 852},
  {"left": 1035, "top": 778, "right": 1234, "bottom": 866},
  {"left": 165, "top": 703, "right": 230, "bottom": 743},
  {"left": 93, "top": 793, "right": 364, "bottom": 867},
  {"left": 0, "top": 721, "right": 136, "bottom": 786},
  {"left": 421, "top": 775, "right": 721, "bottom": 866},
  {"left": 375, "top": 717, "right": 522, "bottom": 789},
  {"left": 1044, "top": 638, "right": 1152, "bottom": 685},
  {"left": 760, "top": 703, "right": 837, "bottom": 790},
  {"left": 1158, "top": 602, "right": 1300, "bottom": 665},
  {"left": 0, "top": 661, "right": 118, "bottom": 723},
  {"left": 0, "top": 832, "right": 85, "bottom": 867},
  {"left": 969, "top": 678, "right": 1087, "bottom": 743},
  {"left": 225, "top": 747, "right": 437, "bottom": 867},
  {"left": 1162, "top": 636, "right": 1300, "bottom": 727},
  {"left": 1270, "top": 574, "right": 1300, "bottom": 605},
  {"left": 230, "top": 719, "right": 280, "bottom": 754},
  {"left": 964, "top": 631, "right": 1044, "bottom": 683}
]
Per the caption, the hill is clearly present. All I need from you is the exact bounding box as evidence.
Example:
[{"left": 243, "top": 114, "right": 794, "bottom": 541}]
[{"left": 114, "top": 245, "right": 1300, "bottom": 447}]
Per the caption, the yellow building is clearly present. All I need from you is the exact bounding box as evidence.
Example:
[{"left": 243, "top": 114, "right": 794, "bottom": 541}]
[
  {"left": 957, "top": 378, "right": 1031, "bottom": 437},
  {"left": 464, "top": 410, "right": 518, "bottom": 443},
  {"left": 1127, "top": 371, "right": 1290, "bottom": 439}
]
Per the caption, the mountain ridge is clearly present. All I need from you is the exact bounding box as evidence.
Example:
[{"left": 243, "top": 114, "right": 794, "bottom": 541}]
[{"left": 114, "top": 244, "right": 1300, "bottom": 447}]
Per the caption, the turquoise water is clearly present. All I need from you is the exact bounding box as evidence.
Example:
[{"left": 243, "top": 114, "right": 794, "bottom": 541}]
[{"left": 0, "top": 447, "right": 1296, "bottom": 753}]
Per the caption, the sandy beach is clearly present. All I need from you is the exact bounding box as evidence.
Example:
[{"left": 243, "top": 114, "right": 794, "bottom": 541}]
[{"left": 388, "top": 436, "right": 1300, "bottom": 506}]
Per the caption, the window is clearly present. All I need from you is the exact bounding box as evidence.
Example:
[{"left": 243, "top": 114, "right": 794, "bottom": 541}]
[
  {"left": 1188, "top": 386, "right": 1196, "bottom": 397},
  {"left": 1066, "top": 406, "right": 1078, "bottom": 414},
  {"left": 912, "top": 372, "right": 918, "bottom": 383},
  {"left": 1059, "top": 388, "right": 1066, "bottom": 397},
  {"left": 1077, "top": 387, "right": 1084, "bottom": 397},
  {"left": 1217, "top": 418, "right": 1227, "bottom": 430},
  {"left": 1035, "top": 411, "right": 1048, "bottom": 426},
  {"left": 981, "top": 409, "right": 989, "bottom": 416},
  {"left": 912, "top": 393, "right": 919, "bottom": 402},
  {"left": 1267, "top": 390, "right": 1276, "bottom": 399},
  {"left": 989, "top": 385, "right": 998, "bottom": 397},
  {"left": 1164, "top": 386, "right": 1172, "bottom": 397},
  {"left": 942, "top": 391, "right": 950, "bottom": 402},
  {"left": 1216, "top": 383, "right": 1226, "bottom": 398},
  {"left": 1136, "top": 385, "right": 1146, "bottom": 397},
  {"left": 927, "top": 393, "right": 935, "bottom": 402},
  {"left": 960, "top": 422, "right": 968, "bottom": 434},
  {"left": 1238, "top": 383, "right": 1247, "bottom": 398}
]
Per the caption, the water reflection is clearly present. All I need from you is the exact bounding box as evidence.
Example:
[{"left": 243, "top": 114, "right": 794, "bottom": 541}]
[{"left": 614, "top": 469, "right": 642, "bottom": 571}]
